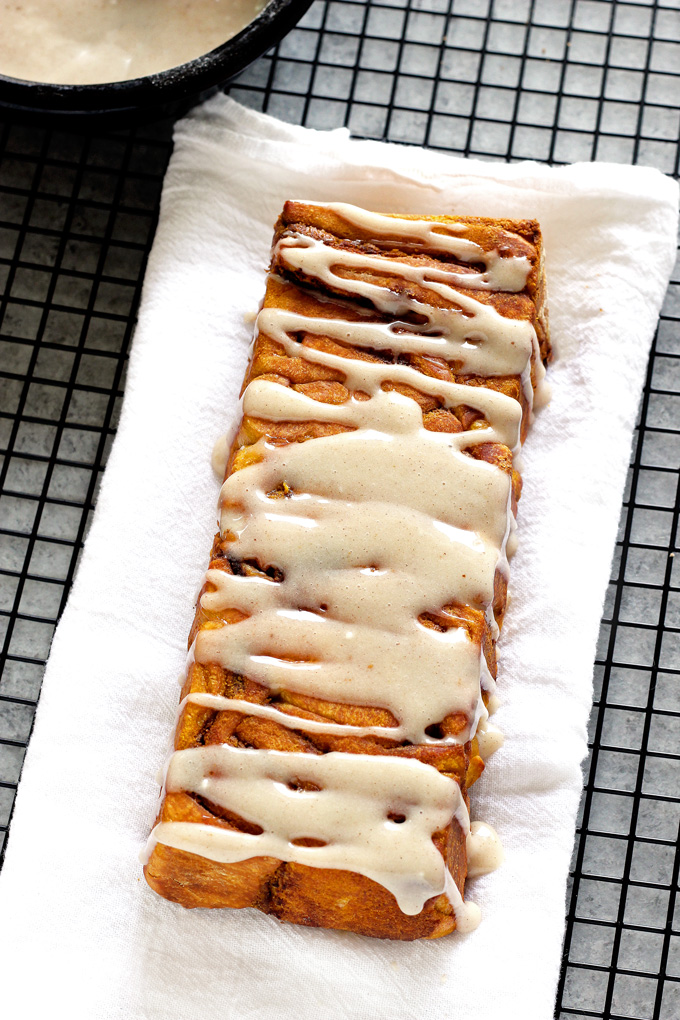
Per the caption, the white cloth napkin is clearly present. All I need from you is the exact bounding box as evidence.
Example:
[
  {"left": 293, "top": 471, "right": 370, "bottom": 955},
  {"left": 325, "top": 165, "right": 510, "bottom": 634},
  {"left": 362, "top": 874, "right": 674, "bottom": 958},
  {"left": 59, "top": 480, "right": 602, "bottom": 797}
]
[{"left": 0, "top": 95, "right": 677, "bottom": 1020}]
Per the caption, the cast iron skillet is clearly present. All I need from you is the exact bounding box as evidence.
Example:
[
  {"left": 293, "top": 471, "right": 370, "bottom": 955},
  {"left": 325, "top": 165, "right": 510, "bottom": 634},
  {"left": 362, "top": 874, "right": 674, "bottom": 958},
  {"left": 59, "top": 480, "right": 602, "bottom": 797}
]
[{"left": 0, "top": 0, "right": 313, "bottom": 121}]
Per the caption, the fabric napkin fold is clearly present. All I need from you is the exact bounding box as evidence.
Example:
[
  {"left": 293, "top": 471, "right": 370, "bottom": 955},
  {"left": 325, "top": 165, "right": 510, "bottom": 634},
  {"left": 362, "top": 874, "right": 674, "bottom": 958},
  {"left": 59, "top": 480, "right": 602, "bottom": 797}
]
[{"left": 0, "top": 95, "right": 677, "bottom": 1020}]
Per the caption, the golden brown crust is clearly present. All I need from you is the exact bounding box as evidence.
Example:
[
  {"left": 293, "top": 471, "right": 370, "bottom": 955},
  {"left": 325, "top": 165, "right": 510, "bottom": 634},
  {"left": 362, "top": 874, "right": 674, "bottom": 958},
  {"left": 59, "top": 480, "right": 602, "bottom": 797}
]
[{"left": 145, "top": 204, "right": 550, "bottom": 939}]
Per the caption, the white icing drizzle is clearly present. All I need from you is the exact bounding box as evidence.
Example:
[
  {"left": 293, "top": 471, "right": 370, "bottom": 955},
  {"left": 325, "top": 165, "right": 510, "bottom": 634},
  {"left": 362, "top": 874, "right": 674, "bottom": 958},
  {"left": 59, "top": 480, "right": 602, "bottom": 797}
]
[
  {"left": 151, "top": 203, "right": 545, "bottom": 927},
  {"left": 487, "top": 693, "right": 502, "bottom": 717},
  {"left": 196, "top": 615, "right": 485, "bottom": 746},
  {"left": 475, "top": 711, "right": 505, "bottom": 759},
  {"left": 505, "top": 515, "right": 519, "bottom": 560},
  {"left": 273, "top": 238, "right": 537, "bottom": 383},
  {"left": 179, "top": 691, "right": 404, "bottom": 739},
  {"left": 312, "top": 203, "right": 532, "bottom": 292},
  {"left": 533, "top": 378, "right": 552, "bottom": 411},
  {"left": 204, "top": 395, "right": 511, "bottom": 744},
  {"left": 149, "top": 745, "right": 476, "bottom": 920},
  {"left": 242, "top": 364, "right": 523, "bottom": 451},
  {"left": 211, "top": 434, "right": 231, "bottom": 481},
  {"left": 179, "top": 692, "right": 498, "bottom": 756},
  {"left": 466, "top": 821, "right": 504, "bottom": 878}
]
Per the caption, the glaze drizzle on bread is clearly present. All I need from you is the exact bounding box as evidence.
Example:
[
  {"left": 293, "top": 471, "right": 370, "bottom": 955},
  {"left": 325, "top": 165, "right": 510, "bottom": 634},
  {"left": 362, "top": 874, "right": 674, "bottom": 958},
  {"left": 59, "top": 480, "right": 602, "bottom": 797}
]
[{"left": 144, "top": 201, "right": 550, "bottom": 940}]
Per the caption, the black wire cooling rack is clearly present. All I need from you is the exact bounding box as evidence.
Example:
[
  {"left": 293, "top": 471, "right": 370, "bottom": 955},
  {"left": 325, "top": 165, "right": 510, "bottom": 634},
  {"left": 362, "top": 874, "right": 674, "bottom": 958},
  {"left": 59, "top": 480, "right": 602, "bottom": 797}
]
[{"left": 0, "top": 2, "right": 678, "bottom": 1017}]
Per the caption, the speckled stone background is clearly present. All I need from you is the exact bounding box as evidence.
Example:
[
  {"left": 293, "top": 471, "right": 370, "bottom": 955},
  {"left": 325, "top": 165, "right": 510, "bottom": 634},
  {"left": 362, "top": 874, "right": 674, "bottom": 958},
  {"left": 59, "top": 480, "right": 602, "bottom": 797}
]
[{"left": 0, "top": 2, "right": 679, "bottom": 1017}]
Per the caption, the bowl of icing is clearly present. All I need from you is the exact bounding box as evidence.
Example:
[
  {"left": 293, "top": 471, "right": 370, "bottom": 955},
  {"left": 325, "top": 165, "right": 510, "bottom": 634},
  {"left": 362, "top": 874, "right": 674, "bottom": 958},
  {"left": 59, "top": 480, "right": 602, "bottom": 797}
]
[{"left": 0, "top": 0, "right": 313, "bottom": 119}]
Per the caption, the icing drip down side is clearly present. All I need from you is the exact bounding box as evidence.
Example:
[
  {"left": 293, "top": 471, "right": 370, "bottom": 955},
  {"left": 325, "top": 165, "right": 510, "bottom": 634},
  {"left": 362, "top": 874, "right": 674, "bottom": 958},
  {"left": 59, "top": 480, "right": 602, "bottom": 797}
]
[{"left": 150, "top": 203, "right": 546, "bottom": 929}]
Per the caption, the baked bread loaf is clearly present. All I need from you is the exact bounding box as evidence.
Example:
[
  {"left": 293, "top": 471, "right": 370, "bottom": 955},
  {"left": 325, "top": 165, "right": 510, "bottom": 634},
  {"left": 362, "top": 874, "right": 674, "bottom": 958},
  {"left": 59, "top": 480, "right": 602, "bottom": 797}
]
[{"left": 143, "top": 201, "right": 551, "bottom": 940}]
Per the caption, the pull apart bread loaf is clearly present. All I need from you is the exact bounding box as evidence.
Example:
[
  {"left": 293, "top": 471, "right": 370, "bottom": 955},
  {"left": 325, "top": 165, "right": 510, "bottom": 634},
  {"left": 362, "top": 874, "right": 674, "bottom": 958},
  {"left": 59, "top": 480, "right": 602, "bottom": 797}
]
[{"left": 143, "top": 201, "right": 551, "bottom": 940}]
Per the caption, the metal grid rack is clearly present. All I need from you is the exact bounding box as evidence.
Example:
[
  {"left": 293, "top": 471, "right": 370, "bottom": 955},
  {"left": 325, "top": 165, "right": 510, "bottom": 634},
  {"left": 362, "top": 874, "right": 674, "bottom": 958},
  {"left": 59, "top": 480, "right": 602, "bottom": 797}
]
[{"left": 0, "top": 1, "right": 678, "bottom": 1016}]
